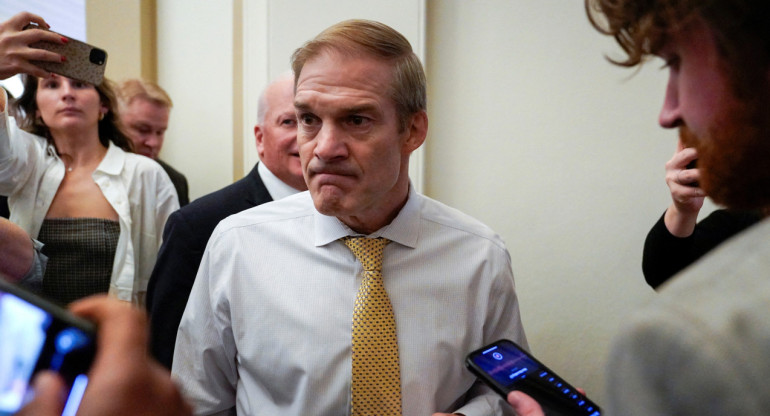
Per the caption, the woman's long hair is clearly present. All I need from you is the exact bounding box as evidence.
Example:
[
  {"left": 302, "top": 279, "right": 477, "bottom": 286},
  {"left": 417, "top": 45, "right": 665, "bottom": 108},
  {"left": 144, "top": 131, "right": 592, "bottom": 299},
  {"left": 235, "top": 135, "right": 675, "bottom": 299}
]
[{"left": 12, "top": 75, "right": 134, "bottom": 152}]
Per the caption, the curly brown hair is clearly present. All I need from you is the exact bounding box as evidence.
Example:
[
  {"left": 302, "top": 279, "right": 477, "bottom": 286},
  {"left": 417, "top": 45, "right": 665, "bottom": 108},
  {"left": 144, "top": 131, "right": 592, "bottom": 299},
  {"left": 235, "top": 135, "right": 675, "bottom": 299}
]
[
  {"left": 585, "top": 0, "right": 770, "bottom": 68},
  {"left": 12, "top": 75, "right": 134, "bottom": 153}
]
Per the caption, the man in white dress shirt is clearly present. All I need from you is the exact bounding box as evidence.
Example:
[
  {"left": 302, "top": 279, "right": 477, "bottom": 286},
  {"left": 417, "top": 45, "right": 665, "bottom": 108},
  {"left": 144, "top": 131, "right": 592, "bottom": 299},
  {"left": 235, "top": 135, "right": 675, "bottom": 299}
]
[{"left": 173, "top": 19, "right": 527, "bottom": 416}]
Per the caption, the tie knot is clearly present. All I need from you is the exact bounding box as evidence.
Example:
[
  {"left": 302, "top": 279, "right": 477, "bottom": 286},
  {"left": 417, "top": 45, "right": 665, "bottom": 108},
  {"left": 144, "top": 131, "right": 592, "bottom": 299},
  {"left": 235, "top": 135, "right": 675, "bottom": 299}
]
[{"left": 343, "top": 237, "right": 390, "bottom": 271}]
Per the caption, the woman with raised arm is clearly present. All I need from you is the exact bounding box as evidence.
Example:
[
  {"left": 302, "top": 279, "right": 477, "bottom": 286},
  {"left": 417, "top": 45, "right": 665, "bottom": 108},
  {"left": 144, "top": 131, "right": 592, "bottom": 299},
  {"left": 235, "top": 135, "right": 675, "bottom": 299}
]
[{"left": 0, "top": 12, "right": 178, "bottom": 305}]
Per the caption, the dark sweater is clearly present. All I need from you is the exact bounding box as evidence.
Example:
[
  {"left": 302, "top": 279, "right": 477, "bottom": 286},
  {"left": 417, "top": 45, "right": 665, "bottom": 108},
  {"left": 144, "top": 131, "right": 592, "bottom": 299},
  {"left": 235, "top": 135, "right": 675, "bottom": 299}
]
[{"left": 642, "top": 209, "right": 761, "bottom": 289}]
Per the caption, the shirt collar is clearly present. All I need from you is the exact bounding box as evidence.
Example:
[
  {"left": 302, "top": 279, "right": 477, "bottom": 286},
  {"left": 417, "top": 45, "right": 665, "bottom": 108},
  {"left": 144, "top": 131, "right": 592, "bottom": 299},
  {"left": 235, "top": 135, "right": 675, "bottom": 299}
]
[
  {"left": 95, "top": 142, "right": 125, "bottom": 175},
  {"left": 258, "top": 162, "right": 303, "bottom": 200},
  {"left": 313, "top": 183, "right": 420, "bottom": 249}
]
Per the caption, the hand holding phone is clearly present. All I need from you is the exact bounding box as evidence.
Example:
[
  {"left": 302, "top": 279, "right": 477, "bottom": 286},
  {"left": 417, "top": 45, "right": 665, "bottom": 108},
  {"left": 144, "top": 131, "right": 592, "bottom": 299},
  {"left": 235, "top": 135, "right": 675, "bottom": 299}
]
[
  {"left": 0, "top": 278, "right": 95, "bottom": 416},
  {"left": 19, "top": 296, "right": 194, "bottom": 416},
  {"left": 23, "top": 23, "right": 107, "bottom": 85},
  {"left": 0, "top": 12, "right": 64, "bottom": 81},
  {"left": 466, "top": 339, "right": 602, "bottom": 416}
]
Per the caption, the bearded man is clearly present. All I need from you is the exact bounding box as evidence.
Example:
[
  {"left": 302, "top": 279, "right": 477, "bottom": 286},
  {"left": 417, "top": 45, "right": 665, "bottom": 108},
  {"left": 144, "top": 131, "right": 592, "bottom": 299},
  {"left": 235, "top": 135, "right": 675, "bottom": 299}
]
[{"left": 509, "top": 1, "right": 770, "bottom": 415}]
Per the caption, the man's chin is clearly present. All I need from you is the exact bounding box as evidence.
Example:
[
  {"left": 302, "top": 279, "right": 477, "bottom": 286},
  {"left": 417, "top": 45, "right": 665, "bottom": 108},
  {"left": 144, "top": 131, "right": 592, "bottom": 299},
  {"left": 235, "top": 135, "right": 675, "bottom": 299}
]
[
  {"left": 311, "top": 186, "right": 350, "bottom": 216},
  {"left": 687, "top": 111, "right": 770, "bottom": 210},
  {"left": 700, "top": 157, "right": 770, "bottom": 210},
  {"left": 679, "top": 126, "right": 699, "bottom": 149}
]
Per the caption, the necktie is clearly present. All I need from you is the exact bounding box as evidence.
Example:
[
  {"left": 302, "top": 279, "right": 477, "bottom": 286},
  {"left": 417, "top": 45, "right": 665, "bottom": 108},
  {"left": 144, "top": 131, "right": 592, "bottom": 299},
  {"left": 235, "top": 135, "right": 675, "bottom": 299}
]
[{"left": 343, "top": 237, "right": 402, "bottom": 416}]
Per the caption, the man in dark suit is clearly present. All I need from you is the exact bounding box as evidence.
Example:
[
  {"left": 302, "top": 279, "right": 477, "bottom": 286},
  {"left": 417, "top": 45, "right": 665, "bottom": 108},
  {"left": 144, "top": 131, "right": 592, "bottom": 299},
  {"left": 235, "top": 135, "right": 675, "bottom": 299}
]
[
  {"left": 146, "top": 72, "right": 307, "bottom": 369},
  {"left": 118, "top": 79, "right": 190, "bottom": 206},
  {"left": 155, "top": 159, "right": 189, "bottom": 207}
]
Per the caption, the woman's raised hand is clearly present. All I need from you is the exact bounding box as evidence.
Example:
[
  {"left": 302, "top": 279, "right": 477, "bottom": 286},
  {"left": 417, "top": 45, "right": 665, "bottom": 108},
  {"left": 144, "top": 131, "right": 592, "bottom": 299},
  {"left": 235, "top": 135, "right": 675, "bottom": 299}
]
[{"left": 0, "top": 11, "right": 65, "bottom": 80}]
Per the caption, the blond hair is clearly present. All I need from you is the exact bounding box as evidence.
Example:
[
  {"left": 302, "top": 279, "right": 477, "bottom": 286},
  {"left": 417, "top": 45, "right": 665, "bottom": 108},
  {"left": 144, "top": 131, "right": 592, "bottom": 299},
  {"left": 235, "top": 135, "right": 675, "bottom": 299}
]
[{"left": 117, "top": 78, "right": 173, "bottom": 112}]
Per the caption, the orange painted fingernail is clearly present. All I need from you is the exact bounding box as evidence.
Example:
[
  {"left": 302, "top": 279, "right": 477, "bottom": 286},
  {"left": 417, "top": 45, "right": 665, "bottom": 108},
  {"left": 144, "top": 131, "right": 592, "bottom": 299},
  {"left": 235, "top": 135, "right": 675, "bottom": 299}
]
[{"left": 61, "top": 37, "right": 68, "bottom": 43}]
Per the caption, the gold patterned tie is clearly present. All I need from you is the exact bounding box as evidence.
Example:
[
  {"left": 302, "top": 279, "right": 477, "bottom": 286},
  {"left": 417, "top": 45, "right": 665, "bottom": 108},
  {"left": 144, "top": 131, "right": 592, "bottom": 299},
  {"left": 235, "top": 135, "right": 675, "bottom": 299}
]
[{"left": 343, "top": 237, "right": 402, "bottom": 416}]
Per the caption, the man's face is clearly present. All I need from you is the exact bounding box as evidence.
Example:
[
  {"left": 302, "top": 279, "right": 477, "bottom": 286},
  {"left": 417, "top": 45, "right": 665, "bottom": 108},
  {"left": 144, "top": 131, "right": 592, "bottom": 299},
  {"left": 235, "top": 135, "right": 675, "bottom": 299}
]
[
  {"left": 255, "top": 76, "right": 306, "bottom": 191},
  {"left": 657, "top": 16, "right": 770, "bottom": 209},
  {"left": 294, "top": 51, "right": 425, "bottom": 233},
  {"left": 121, "top": 98, "right": 170, "bottom": 159}
]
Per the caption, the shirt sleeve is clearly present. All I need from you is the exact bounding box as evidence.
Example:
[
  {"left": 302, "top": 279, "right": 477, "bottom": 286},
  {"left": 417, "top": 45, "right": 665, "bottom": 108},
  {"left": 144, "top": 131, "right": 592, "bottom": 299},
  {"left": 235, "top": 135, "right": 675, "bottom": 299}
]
[
  {"left": 19, "top": 238, "right": 47, "bottom": 291},
  {"left": 154, "top": 168, "right": 181, "bottom": 244},
  {"left": 642, "top": 210, "right": 761, "bottom": 289},
  {"left": 172, "top": 229, "right": 238, "bottom": 415},
  {"left": 0, "top": 92, "right": 43, "bottom": 197},
  {"left": 642, "top": 212, "right": 696, "bottom": 289},
  {"left": 454, "top": 246, "right": 524, "bottom": 416}
]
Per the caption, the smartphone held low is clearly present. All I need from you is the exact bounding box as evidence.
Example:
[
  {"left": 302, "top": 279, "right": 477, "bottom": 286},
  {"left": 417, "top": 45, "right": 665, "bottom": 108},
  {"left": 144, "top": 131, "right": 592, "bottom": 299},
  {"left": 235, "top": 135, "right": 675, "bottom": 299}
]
[
  {"left": 466, "top": 339, "right": 602, "bottom": 416},
  {"left": 0, "top": 278, "right": 95, "bottom": 416}
]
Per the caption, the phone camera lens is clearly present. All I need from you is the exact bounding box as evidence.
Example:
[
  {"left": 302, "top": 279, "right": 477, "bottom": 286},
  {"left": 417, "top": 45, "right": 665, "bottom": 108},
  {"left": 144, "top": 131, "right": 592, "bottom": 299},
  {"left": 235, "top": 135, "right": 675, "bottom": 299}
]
[{"left": 89, "top": 49, "right": 107, "bottom": 65}]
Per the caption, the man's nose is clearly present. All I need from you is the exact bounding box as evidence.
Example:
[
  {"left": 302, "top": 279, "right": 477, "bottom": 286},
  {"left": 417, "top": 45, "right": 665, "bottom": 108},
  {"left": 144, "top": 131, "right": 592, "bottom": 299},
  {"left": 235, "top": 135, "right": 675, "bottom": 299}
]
[
  {"left": 313, "top": 124, "right": 348, "bottom": 161},
  {"left": 658, "top": 74, "right": 682, "bottom": 129}
]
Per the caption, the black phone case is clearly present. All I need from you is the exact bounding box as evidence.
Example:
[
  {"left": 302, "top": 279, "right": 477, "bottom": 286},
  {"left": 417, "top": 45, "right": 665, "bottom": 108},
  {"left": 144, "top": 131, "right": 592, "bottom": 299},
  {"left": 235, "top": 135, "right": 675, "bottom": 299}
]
[
  {"left": 0, "top": 278, "right": 96, "bottom": 388},
  {"left": 465, "top": 339, "right": 602, "bottom": 416}
]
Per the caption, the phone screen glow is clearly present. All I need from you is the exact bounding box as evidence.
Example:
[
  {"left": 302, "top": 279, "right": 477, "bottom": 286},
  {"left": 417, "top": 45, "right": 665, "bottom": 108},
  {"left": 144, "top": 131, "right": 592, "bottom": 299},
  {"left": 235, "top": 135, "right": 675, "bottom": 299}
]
[{"left": 0, "top": 290, "right": 93, "bottom": 416}]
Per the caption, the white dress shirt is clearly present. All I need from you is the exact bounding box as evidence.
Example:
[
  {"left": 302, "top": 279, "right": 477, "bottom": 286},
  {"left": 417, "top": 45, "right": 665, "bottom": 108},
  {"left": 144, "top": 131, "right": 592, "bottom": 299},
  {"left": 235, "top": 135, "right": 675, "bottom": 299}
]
[
  {"left": 173, "top": 186, "right": 527, "bottom": 416},
  {"left": 257, "top": 161, "right": 303, "bottom": 200},
  {"left": 0, "top": 106, "right": 179, "bottom": 305}
]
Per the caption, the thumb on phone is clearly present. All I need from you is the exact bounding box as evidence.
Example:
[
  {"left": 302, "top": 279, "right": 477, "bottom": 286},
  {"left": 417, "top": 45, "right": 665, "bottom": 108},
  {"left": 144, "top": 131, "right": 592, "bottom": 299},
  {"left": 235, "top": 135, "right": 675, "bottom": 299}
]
[
  {"left": 507, "top": 391, "right": 545, "bottom": 416},
  {"left": 17, "top": 371, "right": 66, "bottom": 416}
]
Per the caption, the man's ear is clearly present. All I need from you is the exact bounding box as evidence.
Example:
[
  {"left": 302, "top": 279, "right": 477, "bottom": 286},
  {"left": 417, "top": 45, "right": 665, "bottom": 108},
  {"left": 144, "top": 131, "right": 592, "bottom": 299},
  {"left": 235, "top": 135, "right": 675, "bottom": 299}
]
[
  {"left": 254, "top": 125, "right": 264, "bottom": 156},
  {"left": 402, "top": 110, "right": 428, "bottom": 154}
]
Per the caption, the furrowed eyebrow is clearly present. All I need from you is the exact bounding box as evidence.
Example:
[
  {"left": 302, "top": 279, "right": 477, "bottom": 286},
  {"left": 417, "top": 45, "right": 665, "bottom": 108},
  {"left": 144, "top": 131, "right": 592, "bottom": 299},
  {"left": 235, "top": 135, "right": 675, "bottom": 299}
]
[
  {"left": 341, "top": 104, "right": 377, "bottom": 115},
  {"left": 294, "top": 102, "right": 312, "bottom": 112},
  {"left": 293, "top": 102, "right": 377, "bottom": 117}
]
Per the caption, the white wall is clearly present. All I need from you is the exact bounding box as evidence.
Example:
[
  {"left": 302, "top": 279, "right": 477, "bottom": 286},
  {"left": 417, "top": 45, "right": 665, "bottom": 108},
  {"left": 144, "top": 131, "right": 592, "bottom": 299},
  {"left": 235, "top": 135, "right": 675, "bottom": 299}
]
[
  {"left": 156, "top": 0, "right": 235, "bottom": 200},
  {"left": 426, "top": 0, "right": 714, "bottom": 402}
]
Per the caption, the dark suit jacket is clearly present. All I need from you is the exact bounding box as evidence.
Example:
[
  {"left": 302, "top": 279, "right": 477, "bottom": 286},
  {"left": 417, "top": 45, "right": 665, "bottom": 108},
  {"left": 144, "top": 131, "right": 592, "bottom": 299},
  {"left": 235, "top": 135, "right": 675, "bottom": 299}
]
[
  {"left": 157, "top": 159, "right": 190, "bottom": 207},
  {"left": 146, "top": 164, "right": 272, "bottom": 369}
]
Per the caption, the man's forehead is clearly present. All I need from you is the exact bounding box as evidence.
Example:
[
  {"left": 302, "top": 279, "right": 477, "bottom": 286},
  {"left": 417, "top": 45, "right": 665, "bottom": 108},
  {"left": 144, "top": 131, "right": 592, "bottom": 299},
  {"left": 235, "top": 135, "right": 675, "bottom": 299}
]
[
  {"left": 294, "top": 87, "right": 386, "bottom": 115},
  {"left": 127, "top": 97, "right": 170, "bottom": 113},
  {"left": 296, "top": 56, "right": 392, "bottom": 107},
  {"left": 298, "top": 49, "right": 392, "bottom": 85},
  {"left": 124, "top": 100, "right": 170, "bottom": 125}
]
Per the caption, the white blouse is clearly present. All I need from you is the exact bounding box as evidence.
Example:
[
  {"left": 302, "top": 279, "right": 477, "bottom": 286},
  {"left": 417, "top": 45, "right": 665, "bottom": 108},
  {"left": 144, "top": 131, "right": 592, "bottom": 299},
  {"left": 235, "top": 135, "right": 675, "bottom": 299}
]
[{"left": 0, "top": 103, "right": 179, "bottom": 305}]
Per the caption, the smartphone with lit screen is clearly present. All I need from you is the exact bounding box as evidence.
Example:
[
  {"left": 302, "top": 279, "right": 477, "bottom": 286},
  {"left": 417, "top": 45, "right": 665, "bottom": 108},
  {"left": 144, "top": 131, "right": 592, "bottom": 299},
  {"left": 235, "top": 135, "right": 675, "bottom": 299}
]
[
  {"left": 466, "top": 339, "right": 602, "bottom": 416},
  {"left": 0, "top": 278, "right": 95, "bottom": 416}
]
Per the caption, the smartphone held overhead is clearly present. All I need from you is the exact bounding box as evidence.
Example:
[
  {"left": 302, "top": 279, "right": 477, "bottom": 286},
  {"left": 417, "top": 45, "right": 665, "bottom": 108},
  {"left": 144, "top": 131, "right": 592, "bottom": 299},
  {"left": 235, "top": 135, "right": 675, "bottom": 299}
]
[
  {"left": 24, "top": 23, "right": 108, "bottom": 86},
  {"left": 466, "top": 339, "right": 602, "bottom": 416}
]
